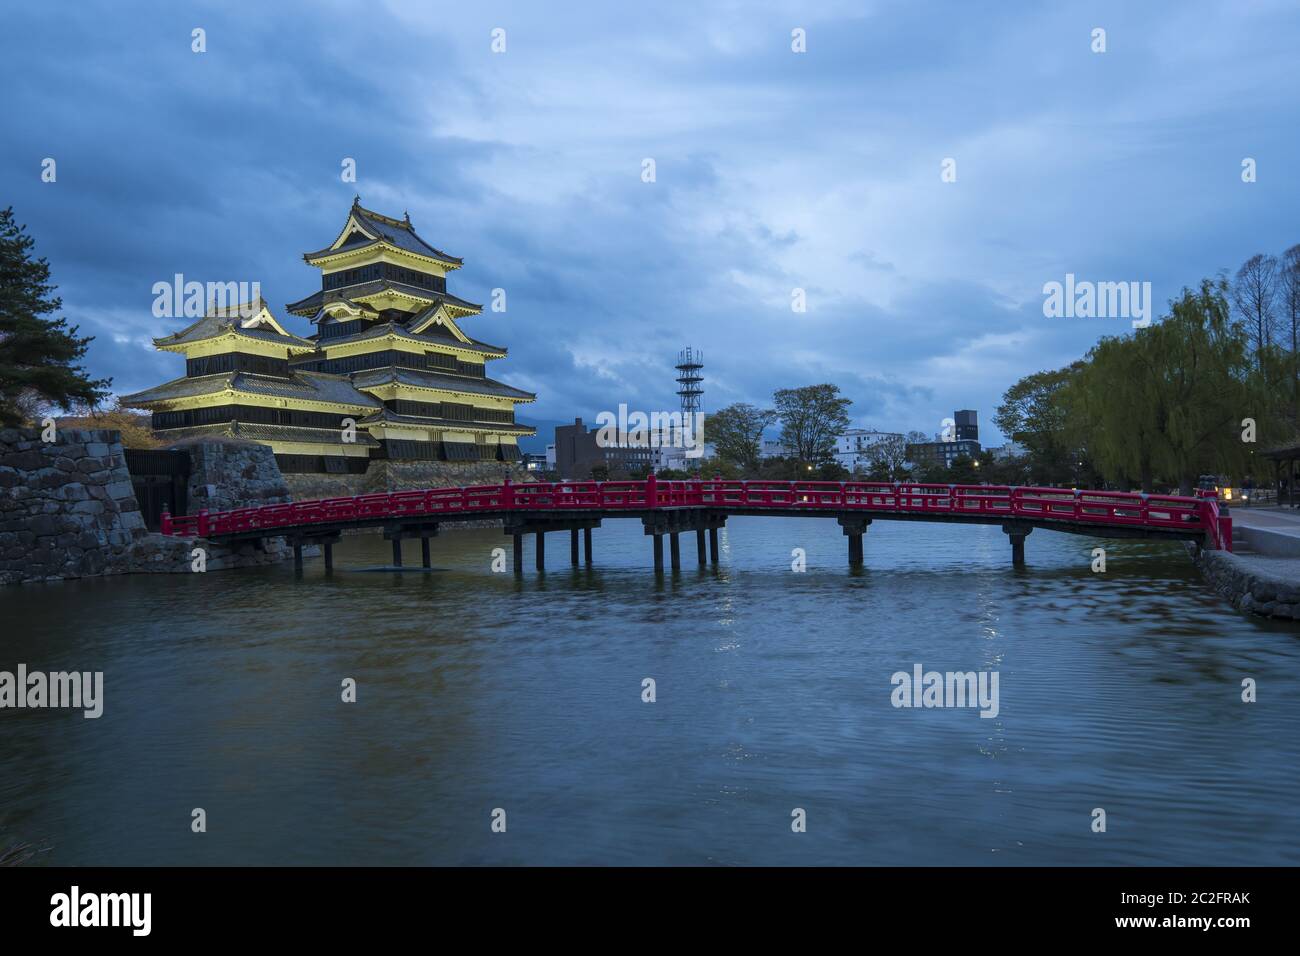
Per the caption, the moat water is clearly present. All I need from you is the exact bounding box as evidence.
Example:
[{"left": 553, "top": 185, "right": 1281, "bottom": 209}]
[{"left": 2, "top": 517, "right": 1298, "bottom": 865}]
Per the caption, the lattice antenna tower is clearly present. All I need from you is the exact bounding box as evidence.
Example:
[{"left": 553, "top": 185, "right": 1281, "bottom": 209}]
[{"left": 675, "top": 347, "right": 703, "bottom": 417}]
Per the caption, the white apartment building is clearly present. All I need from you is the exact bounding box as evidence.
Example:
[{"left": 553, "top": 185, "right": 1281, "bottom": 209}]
[{"left": 834, "top": 429, "right": 903, "bottom": 471}]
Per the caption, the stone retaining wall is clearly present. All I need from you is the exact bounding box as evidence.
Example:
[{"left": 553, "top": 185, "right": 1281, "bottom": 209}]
[
  {"left": 283, "top": 459, "right": 535, "bottom": 529},
  {"left": 1191, "top": 544, "right": 1300, "bottom": 620},
  {"left": 179, "top": 438, "right": 292, "bottom": 513},
  {"left": 1, "top": 429, "right": 292, "bottom": 585},
  {"left": 281, "top": 459, "right": 533, "bottom": 500},
  {"left": 0, "top": 427, "right": 148, "bottom": 585},
  {"left": 3, "top": 433, "right": 537, "bottom": 584}
]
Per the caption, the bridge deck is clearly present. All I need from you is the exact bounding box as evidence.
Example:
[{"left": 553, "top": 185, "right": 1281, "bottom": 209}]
[{"left": 161, "top": 478, "right": 1232, "bottom": 551}]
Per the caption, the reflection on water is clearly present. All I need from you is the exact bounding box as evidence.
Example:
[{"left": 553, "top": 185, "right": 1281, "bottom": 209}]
[{"left": 1, "top": 516, "right": 1297, "bottom": 865}]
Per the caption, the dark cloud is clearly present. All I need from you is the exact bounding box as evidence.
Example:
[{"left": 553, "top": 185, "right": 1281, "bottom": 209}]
[{"left": 3, "top": 0, "right": 1298, "bottom": 444}]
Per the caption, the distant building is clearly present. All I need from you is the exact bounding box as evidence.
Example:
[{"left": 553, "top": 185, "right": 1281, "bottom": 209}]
[
  {"left": 522, "top": 453, "right": 549, "bottom": 472},
  {"left": 954, "top": 409, "right": 978, "bottom": 442},
  {"left": 760, "top": 439, "right": 792, "bottom": 459},
  {"left": 655, "top": 442, "right": 714, "bottom": 473},
  {"left": 553, "top": 418, "right": 656, "bottom": 478},
  {"left": 834, "top": 429, "right": 903, "bottom": 472},
  {"left": 904, "top": 408, "right": 983, "bottom": 472},
  {"left": 907, "top": 439, "right": 981, "bottom": 471},
  {"left": 545, "top": 443, "right": 557, "bottom": 470}
]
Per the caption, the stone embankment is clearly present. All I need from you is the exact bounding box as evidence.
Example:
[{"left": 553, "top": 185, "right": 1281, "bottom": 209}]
[
  {"left": 1, "top": 429, "right": 289, "bottom": 585},
  {"left": 3, "top": 429, "right": 537, "bottom": 584},
  {"left": 283, "top": 459, "right": 535, "bottom": 529},
  {"left": 1192, "top": 545, "right": 1300, "bottom": 621}
]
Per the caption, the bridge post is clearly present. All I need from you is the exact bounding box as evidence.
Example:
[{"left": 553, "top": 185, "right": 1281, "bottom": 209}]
[
  {"left": 696, "top": 528, "right": 706, "bottom": 565},
  {"left": 513, "top": 533, "right": 523, "bottom": 574},
  {"left": 323, "top": 543, "right": 333, "bottom": 573},
  {"left": 709, "top": 527, "right": 719, "bottom": 563},
  {"left": 536, "top": 531, "right": 545, "bottom": 571},
  {"left": 583, "top": 527, "right": 593, "bottom": 564},
  {"left": 570, "top": 528, "right": 579, "bottom": 566},
  {"left": 838, "top": 516, "right": 871, "bottom": 567},
  {"left": 1002, "top": 523, "right": 1032, "bottom": 566},
  {"left": 421, "top": 536, "right": 431, "bottom": 569},
  {"left": 669, "top": 532, "right": 681, "bottom": 571},
  {"left": 392, "top": 538, "right": 403, "bottom": 567},
  {"left": 652, "top": 534, "right": 664, "bottom": 573},
  {"left": 293, "top": 543, "right": 303, "bottom": 575}
]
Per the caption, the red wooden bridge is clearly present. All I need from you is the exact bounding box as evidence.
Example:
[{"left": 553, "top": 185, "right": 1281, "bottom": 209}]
[{"left": 161, "top": 476, "right": 1232, "bottom": 574}]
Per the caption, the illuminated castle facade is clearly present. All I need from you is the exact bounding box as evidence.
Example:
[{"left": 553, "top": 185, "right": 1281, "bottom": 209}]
[{"left": 124, "top": 200, "right": 535, "bottom": 473}]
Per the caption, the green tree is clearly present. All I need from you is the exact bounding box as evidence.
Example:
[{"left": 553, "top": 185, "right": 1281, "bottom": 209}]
[
  {"left": 1278, "top": 244, "right": 1300, "bottom": 433},
  {"left": 947, "top": 454, "right": 979, "bottom": 484},
  {"left": 1066, "top": 279, "right": 1254, "bottom": 494},
  {"left": 863, "top": 433, "right": 910, "bottom": 480},
  {"left": 993, "top": 365, "right": 1082, "bottom": 485},
  {"left": 0, "top": 207, "right": 110, "bottom": 425},
  {"left": 1146, "top": 280, "right": 1252, "bottom": 494},
  {"left": 1069, "top": 333, "right": 1163, "bottom": 491},
  {"left": 773, "top": 384, "right": 852, "bottom": 464},
  {"left": 706, "top": 402, "right": 776, "bottom": 474}
]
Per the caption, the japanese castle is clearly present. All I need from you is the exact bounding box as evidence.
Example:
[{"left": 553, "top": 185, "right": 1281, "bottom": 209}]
[{"left": 124, "top": 199, "right": 535, "bottom": 473}]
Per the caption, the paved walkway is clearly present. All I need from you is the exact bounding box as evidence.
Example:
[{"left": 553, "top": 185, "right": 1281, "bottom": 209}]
[{"left": 1231, "top": 507, "right": 1300, "bottom": 536}]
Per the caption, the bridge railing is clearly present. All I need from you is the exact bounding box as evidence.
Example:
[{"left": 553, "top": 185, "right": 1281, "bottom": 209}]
[{"left": 158, "top": 478, "right": 1230, "bottom": 550}]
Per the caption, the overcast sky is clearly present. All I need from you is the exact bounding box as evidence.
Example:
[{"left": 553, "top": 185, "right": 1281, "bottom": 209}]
[{"left": 4, "top": 0, "right": 1298, "bottom": 443}]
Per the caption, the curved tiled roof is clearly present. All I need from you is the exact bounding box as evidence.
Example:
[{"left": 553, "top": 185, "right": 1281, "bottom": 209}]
[
  {"left": 304, "top": 201, "right": 462, "bottom": 265},
  {"left": 357, "top": 406, "right": 535, "bottom": 434},
  {"left": 155, "top": 313, "right": 316, "bottom": 350},
  {"left": 121, "top": 370, "right": 382, "bottom": 409},
  {"left": 158, "top": 421, "right": 381, "bottom": 448},
  {"left": 313, "top": 320, "right": 506, "bottom": 355},
  {"left": 351, "top": 366, "right": 536, "bottom": 402},
  {"left": 285, "top": 281, "right": 482, "bottom": 317}
]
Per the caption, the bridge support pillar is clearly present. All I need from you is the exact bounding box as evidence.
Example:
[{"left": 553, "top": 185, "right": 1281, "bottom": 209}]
[
  {"left": 505, "top": 517, "right": 600, "bottom": 575},
  {"left": 286, "top": 532, "right": 340, "bottom": 578},
  {"left": 696, "top": 528, "right": 706, "bottom": 565},
  {"left": 838, "top": 516, "right": 872, "bottom": 568},
  {"left": 709, "top": 527, "right": 719, "bottom": 563},
  {"left": 1002, "top": 524, "right": 1032, "bottom": 566},
  {"left": 644, "top": 511, "right": 720, "bottom": 574},
  {"left": 583, "top": 527, "right": 593, "bottom": 564},
  {"left": 382, "top": 524, "right": 439, "bottom": 571}
]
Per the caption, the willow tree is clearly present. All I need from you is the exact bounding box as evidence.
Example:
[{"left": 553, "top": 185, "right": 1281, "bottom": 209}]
[
  {"left": 1070, "top": 333, "right": 1165, "bottom": 491},
  {"left": 1136, "top": 280, "right": 1252, "bottom": 494}
]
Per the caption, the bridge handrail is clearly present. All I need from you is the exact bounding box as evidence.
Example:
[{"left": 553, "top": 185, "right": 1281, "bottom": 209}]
[{"left": 156, "top": 479, "right": 1230, "bottom": 550}]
